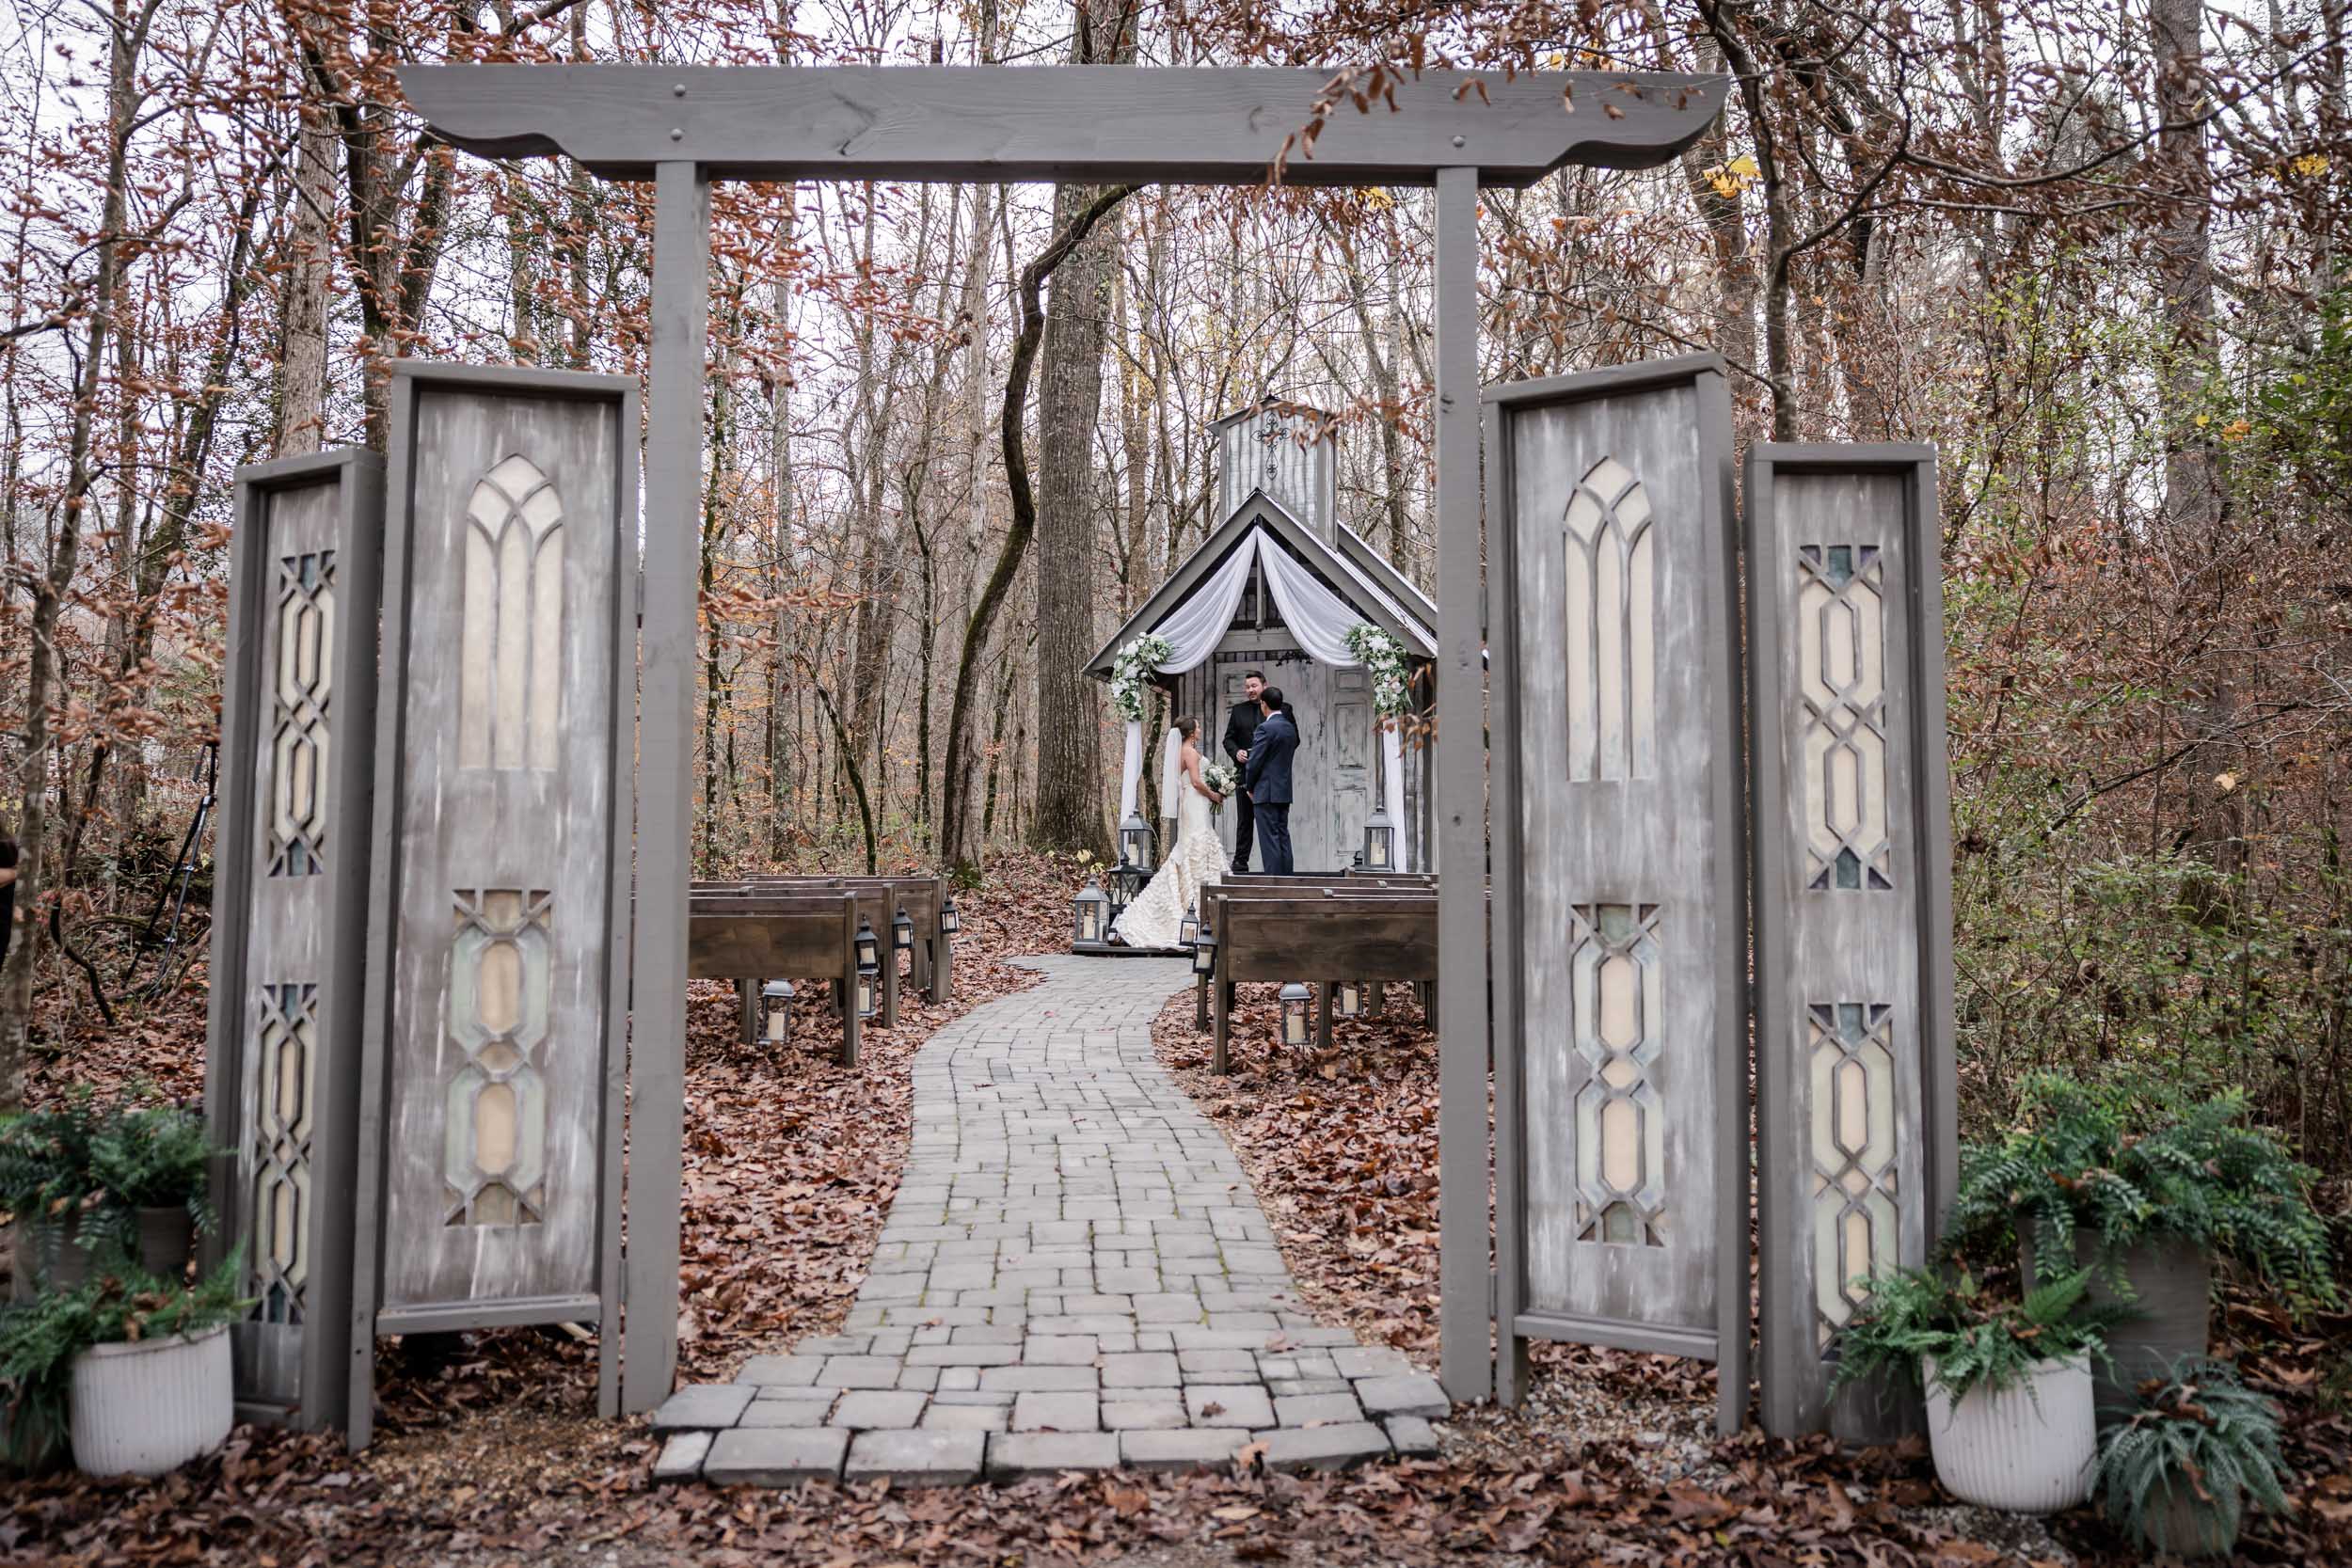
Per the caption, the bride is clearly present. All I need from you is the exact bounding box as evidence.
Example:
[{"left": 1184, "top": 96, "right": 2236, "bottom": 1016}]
[{"left": 1112, "top": 716, "right": 1227, "bottom": 950}]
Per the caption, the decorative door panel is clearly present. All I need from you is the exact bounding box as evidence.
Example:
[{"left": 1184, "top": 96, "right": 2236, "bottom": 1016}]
[
  {"left": 360, "top": 366, "right": 634, "bottom": 1345},
  {"left": 1746, "top": 447, "right": 1955, "bottom": 1438},
  {"left": 1486, "top": 356, "right": 1747, "bottom": 1431},
  {"left": 1327, "top": 664, "right": 1371, "bottom": 867},
  {"left": 205, "top": 449, "right": 383, "bottom": 1437}
]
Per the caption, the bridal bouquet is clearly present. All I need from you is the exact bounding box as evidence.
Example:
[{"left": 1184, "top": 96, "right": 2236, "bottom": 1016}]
[{"left": 1202, "top": 760, "right": 1238, "bottom": 812}]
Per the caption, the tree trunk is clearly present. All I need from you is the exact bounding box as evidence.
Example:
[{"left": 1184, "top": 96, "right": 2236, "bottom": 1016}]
[
  {"left": 0, "top": 0, "right": 158, "bottom": 1098},
  {"left": 2149, "top": 0, "right": 2239, "bottom": 882},
  {"left": 277, "top": 104, "right": 337, "bottom": 455},
  {"left": 1028, "top": 0, "right": 1136, "bottom": 856},
  {"left": 938, "top": 180, "right": 1136, "bottom": 869}
]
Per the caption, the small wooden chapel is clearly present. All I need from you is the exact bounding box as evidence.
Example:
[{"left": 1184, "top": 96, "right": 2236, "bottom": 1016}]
[{"left": 1085, "top": 404, "right": 1436, "bottom": 873}]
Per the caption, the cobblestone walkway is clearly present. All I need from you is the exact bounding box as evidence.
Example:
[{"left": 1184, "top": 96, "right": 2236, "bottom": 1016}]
[{"left": 651, "top": 955, "right": 1447, "bottom": 1487}]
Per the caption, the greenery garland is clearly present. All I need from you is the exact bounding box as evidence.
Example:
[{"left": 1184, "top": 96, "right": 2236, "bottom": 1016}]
[
  {"left": 1343, "top": 624, "right": 1409, "bottom": 719},
  {"left": 1109, "top": 633, "right": 1171, "bottom": 722}
]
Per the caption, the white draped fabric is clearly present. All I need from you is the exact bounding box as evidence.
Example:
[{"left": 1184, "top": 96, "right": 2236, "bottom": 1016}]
[
  {"left": 1158, "top": 724, "right": 1184, "bottom": 828},
  {"left": 1114, "top": 526, "right": 1413, "bottom": 871},
  {"left": 1118, "top": 718, "right": 1146, "bottom": 821},
  {"left": 1381, "top": 728, "right": 1410, "bottom": 871}
]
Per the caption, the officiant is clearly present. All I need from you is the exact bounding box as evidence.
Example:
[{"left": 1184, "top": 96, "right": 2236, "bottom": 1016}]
[{"left": 1219, "top": 670, "right": 1291, "bottom": 874}]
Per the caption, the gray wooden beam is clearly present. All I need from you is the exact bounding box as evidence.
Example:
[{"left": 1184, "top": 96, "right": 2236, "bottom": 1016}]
[
  {"left": 1433, "top": 166, "right": 1491, "bottom": 1405},
  {"left": 621, "top": 160, "right": 709, "bottom": 1415},
  {"left": 397, "top": 66, "right": 1726, "bottom": 189}
]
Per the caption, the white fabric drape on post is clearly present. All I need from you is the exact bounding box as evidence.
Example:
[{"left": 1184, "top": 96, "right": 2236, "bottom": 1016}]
[
  {"left": 1111, "top": 526, "right": 1412, "bottom": 869},
  {"left": 1158, "top": 725, "right": 1184, "bottom": 831},
  {"left": 1118, "top": 719, "right": 1146, "bottom": 821},
  {"left": 1381, "top": 727, "right": 1411, "bottom": 871}
]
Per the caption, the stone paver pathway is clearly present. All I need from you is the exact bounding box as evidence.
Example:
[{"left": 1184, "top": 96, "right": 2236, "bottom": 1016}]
[{"left": 651, "top": 955, "right": 1447, "bottom": 1487}]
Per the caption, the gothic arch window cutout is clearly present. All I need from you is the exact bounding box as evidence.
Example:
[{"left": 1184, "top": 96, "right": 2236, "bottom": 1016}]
[
  {"left": 1562, "top": 457, "right": 1657, "bottom": 782},
  {"left": 459, "top": 454, "right": 565, "bottom": 770},
  {"left": 1798, "top": 544, "right": 1893, "bottom": 890}
]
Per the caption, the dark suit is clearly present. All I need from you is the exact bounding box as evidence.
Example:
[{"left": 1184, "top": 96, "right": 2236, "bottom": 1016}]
[
  {"left": 1242, "top": 708, "right": 1300, "bottom": 875},
  {"left": 1221, "top": 697, "right": 1288, "bottom": 872}
]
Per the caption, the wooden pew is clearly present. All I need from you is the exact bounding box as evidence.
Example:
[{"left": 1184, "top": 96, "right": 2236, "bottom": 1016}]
[
  {"left": 686, "top": 890, "right": 863, "bottom": 1067},
  {"left": 694, "top": 880, "right": 917, "bottom": 1030},
  {"left": 1209, "top": 891, "right": 1438, "bottom": 1075},
  {"left": 1195, "top": 876, "right": 1437, "bottom": 1028},
  {"left": 714, "top": 874, "right": 951, "bottom": 1006}
]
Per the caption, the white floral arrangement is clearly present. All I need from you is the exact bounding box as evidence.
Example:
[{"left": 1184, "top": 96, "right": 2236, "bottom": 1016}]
[
  {"left": 1201, "top": 759, "right": 1238, "bottom": 811},
  {"left": 1110, "top": 632, "right": 1172, "bottom": 722},
  {"left": 1343, "top": 623, "right": 1411, "bottom": 719}
]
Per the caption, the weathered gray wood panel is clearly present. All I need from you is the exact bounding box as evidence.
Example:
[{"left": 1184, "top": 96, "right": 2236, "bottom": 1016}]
[
  {"left": 361, "top": 366, "right": 634, "bottom": 1353},
  {"left": 206, "top": 449, "right": 382, "bottom": 1441},
  {"left": 1747, "top": 446, "right": 1955, "bottom": 1439},
  {"left": 1216, "top": 405, "right": 1335, "bottom": 541},
  {"left": 1486, "top": 356, "right": 1746, "bottom": 1432},
  {"left": 396, "top": 66, "right": 1729, "bottom": 188}
]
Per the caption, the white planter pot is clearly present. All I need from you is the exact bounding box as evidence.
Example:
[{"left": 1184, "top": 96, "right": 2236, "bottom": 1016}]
[
  {"left": 1921, "top": 1352, "right": 2095, "bottom": 1513},
  {"left": 69, "top": 1324, "right": 231, "bottom": 1477}
]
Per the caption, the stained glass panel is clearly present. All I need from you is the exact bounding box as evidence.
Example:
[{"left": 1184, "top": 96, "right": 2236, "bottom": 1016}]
[
  {"left": 1569, "top": 903, "right": 1667, "bottom": 1245},
  {"left": 442, "top": 888, "right": 553, "bottom": 1226},
  {"left": 459, "top": 455, "right": 565, "bottom": 770},
  {"left": 1563, "top": 459, "right": 1657, "bottom": 782},
  {"left": 1797, "top": 544, "right": 1892, "bottom": 891}
]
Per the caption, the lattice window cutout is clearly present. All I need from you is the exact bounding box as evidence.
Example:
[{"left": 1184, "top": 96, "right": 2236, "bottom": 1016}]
[
  {"left": 266, "top": 551, "right": 334, "bottom": 877},
  {"left": 1568, "top": 903, "right": 1667, "bottom": 1246},
  {"left": 1798, "top": 545, "right": 1893, "bottom": 891},
  {"left": 443, "top": 889, "right": 553, "bottom": 1226},
  {"left": 459, "top": 454, "right": 565, "bottom": 770},
  {"left": 250, "top": 982, "right": 316, "bottom": 1323},
  {"left": 1562, "top": 457, "right": 1657, "bottom": 783},
  {"left": 1808, "top": 1002, "right": 1899, "bottom": 1344}
]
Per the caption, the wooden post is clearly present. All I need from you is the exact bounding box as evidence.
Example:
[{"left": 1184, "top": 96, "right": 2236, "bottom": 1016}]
[
  {"left": 1434, "top": 166, "right": 1491, "bottom": 1405},
  {"left": 622, "top": 159, "right": 708, "bottom": 1416}
]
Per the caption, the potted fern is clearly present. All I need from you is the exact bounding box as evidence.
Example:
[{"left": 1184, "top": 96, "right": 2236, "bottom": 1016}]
[
  {"left": 2095, "top": 1358, "right": 2293, "bottom": 1558},
  {"left": 1833, "top": 1265, "right": 2121, "bottom": 1512},
  {"left": 86, "top": 1102, "right": 213, "bottom": 1278},
  {"left": 1949, "top": 1071, "right": 2336, "bottom": 1415},
  {"left": 0, "top": 1257, "right": 245, "bottom": 1476},
  {"left": 0, "top": 1100, "right": 104, "bottom": 1299}
]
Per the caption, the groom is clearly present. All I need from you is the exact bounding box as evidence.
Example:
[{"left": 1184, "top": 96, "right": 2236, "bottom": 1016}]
[
  {"left": 1242, "top": 686, "right": 1300, "bottom": 876},
  {"left": 1223, "top": 672, "right": 1291, "bottom": 872}
]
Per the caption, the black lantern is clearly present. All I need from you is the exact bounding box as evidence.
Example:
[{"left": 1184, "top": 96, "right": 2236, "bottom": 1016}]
[
  {"left": 940, "top": 896, "right": 960, "bottom": 936},
  {"left": 854, "top": 921, "right": 881, "bottom": 1019},
  {"left": 1178, "top": 902, "right": 1199, "bottom": 950},
  {"left": 1119, "top": 810, "right": 1157, "bottom": 872},
  {"left": 1111, "top": 857, "right": 1149, "bottom": 917},
  {"left": 1335, "top": 979, "right": 1363, "bottom": 1020},
  {"left": 1073, "top": 881, "right": 1111, "bottom": 950},
  {"left": 1279, "top": 982, "right": 1311, "bottom": 1047},
  {"left": 892, "top": 907, "right": 914, "bottom": 954},
  {"left": 1191, "top": 925, "right": 1217, "bottom": 976},
  {"left": 762, "top": 978, "right": 796, "bottom": 1043},
  {"left": 1363, "top": 804, "right": 1396, "bottom": 872}
]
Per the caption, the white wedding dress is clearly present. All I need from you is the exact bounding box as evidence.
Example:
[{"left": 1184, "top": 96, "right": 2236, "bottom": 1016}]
[{"left": 1112, "top": 760, "right": 1223, "bottom": 950}]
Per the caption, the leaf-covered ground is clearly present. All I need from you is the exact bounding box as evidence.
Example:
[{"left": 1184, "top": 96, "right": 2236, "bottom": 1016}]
[{"left": 4, "top": 856, "right": 2347, "bottom": 1565}]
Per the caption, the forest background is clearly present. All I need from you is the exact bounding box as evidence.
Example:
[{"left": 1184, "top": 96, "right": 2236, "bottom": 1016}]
[{"left": 0, "top": 0, "right": 2346, "bottom": 1171}]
